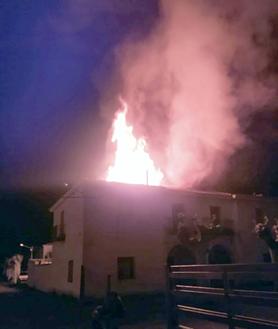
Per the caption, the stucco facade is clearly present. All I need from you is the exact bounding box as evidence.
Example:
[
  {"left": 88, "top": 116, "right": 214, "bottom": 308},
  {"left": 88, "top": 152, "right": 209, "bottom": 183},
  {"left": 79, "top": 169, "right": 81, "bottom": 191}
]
[
  {"left": 28, "top": 188, "right": 84, "bottom": 297},
  {"left": 27, "top": 181, "right": 278, "bottom": 298}
]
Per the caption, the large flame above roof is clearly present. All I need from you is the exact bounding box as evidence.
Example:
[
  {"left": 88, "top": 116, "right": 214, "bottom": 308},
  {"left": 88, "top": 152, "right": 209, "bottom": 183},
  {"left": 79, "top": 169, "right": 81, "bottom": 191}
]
[{"left": 106, "top": 99, "right": 163, "bottom": 186}]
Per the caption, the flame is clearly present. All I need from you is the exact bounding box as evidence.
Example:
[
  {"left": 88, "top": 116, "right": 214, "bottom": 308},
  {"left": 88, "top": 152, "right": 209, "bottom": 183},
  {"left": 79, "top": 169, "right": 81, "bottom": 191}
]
[{"left": 106, "top": 99, "right": 163, "bottom": 186}]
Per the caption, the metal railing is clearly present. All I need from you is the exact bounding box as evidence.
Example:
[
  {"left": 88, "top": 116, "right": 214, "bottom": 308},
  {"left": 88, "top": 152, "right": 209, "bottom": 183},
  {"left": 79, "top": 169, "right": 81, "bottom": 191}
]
[{"left": 166, "top": 263, "right": 278, "bottom": 329}]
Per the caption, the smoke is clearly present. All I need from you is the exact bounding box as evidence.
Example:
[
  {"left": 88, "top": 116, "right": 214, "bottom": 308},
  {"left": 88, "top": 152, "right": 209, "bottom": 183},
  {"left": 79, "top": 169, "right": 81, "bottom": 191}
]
[{"left": 110, "top": 0, "right": 277, "bottom": 188}]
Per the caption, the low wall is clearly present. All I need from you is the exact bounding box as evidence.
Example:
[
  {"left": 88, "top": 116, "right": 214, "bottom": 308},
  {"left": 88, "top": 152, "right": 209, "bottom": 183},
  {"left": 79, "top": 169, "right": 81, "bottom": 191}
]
[{"left": 27, "top": 260, "right": 54, "bottom": 293}]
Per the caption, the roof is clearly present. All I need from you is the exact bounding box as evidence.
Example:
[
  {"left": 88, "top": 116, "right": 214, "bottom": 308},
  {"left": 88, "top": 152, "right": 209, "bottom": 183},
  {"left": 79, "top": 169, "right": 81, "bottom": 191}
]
[
  {"left": 49, "top": 180, "right": 278, "bottom": 212},
  {"left": 49, "top": 185, "right": 83, "bottom": 212}
]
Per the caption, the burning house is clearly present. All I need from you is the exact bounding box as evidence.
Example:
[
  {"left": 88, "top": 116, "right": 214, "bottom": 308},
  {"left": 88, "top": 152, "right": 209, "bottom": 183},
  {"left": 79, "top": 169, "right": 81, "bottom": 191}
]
[
  {"left": 27, "top": 95, "right": 278, "bottom": 298},
  {"left": 27, "top": 181, "right": 278, "bottom": 298}
]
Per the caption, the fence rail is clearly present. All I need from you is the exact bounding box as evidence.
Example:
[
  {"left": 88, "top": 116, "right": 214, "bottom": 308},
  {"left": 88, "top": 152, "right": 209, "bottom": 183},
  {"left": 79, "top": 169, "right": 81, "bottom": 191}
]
[{"left": 167, "top": 263, "right": 278, "bottom": 329}]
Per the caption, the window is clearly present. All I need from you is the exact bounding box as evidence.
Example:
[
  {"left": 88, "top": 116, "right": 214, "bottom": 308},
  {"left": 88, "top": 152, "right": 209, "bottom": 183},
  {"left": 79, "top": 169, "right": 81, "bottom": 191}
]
[
  {"left": 67, "top": 260, "right": 74, "bottom": 283},
  {"left": 118, "top": 257, "right": 135, "bottom": 280},
  {"left": 210, "top": 206, "right": 221, "bottom": 225}
]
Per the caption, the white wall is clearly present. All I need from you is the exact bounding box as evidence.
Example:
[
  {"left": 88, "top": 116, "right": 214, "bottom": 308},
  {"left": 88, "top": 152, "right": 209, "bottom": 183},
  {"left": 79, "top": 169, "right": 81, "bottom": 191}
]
[
  {"left": 29, "top": 182, "right": 278, "bottom": 298},
  {"left": 49, "top": 189, "right": 84, "bottom": 297},
  {"left": 27, "top": 261, "right": 53, "bottom": 293},
  {"left": 82, "top": 183, "right": 245, "bottom": 297},
  {"left": 83, "top": 184, "right": 167, "bottom": 297}
]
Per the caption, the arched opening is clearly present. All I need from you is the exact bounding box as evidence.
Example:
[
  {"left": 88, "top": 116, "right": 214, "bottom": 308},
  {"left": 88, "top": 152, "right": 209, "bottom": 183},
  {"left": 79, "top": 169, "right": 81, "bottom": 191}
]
[
  {"left": 208, "top": 244, "right": 232, "bottom": 288},
  {"left": 262, "top": 251, "right": 271, "bottom": 263},
  {"left": 167, "top": 245, "right": 196, "bottom": 266},
  {"left": 208, "top": 244, "right": 232, "bottom": 264},
  {"left": 167, "top": 245, "right": 196, "bottom": 286}
]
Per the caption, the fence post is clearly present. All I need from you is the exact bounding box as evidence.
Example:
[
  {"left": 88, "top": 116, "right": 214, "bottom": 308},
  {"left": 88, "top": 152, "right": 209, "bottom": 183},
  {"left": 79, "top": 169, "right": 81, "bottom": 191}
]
[
  {"left": 223, "top": 269, "right": 234, "bottom": 329},
  {"left": 166, "top": 265, "right": 178, "bottom": 329}
]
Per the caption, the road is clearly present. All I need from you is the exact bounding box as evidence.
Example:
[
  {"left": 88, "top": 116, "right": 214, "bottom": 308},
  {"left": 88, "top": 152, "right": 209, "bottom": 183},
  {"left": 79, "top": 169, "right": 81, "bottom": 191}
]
[
  {"left": 0, "top": 282, "right": 83, "bottom": 329},
  {"left": 0, "top": 282, "right": 19, "bottom": 294},
  {"left": 0, "top": 282, "right": 168, "bottom": 329}
]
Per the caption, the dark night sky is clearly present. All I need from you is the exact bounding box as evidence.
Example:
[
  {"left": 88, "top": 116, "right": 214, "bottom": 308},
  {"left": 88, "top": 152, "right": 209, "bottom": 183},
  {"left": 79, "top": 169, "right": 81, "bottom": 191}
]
[
  {"left": 0, "top": 0, "right": 277, "bottom": 195},
  {"left": 0, "top": 0, "right": 159, "bottom": 189},
  {"left": 0, "top": 0, "right": 159, "bottom": 258}
]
